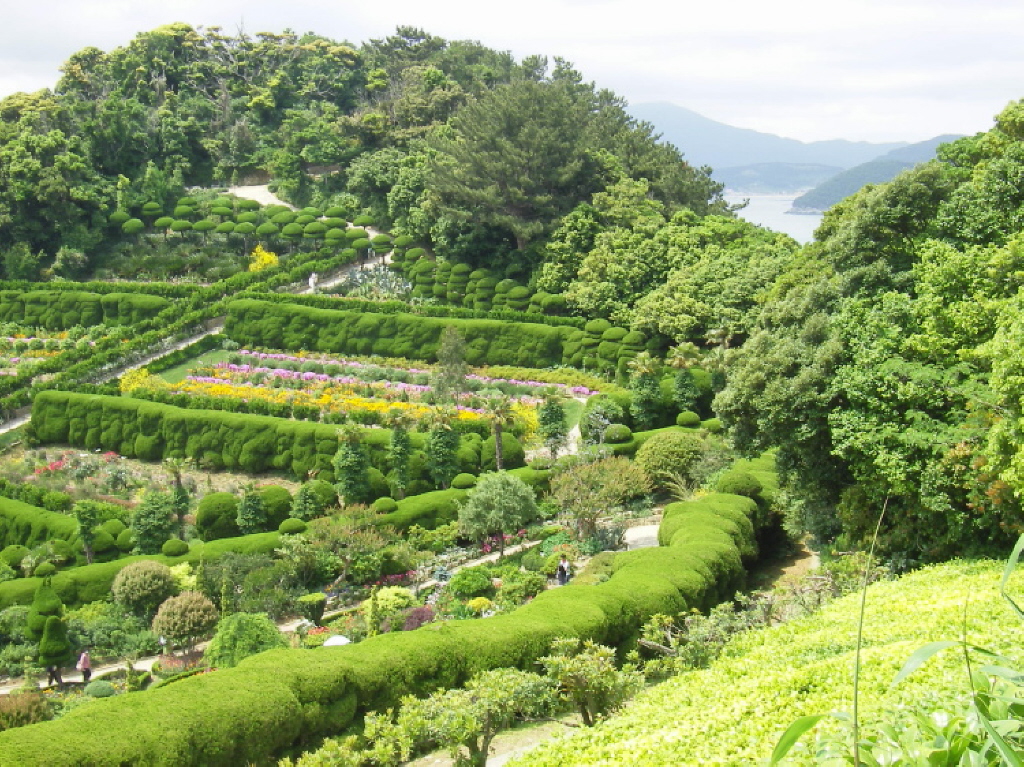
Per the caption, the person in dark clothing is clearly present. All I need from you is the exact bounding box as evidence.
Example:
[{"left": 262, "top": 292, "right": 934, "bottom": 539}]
[
  {"left": 556, "top": 555, "right": 571, "bottom": 586},
  {"left": 46, "top": 664, "right": 64, "bottom": 688}
]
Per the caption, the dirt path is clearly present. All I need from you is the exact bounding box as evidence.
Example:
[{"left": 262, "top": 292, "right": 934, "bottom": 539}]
[{"left": 227, "top": 185, "right": 294, "bottom": 209}]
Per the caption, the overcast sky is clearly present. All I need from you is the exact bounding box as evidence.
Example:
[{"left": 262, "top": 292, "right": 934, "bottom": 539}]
[{"left": 1, "top": 0, "right": 1020, "bottom": 144}]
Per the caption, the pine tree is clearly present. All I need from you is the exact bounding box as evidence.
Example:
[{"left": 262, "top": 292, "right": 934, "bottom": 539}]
[
  {"left": 427, "top": 412, "right": 460, "bottom": 490},
  {"left": 290, "top": 482, "right": 319, "bottom": 521},
  {"left": 236, "top": 487, "right": 267, "bottom": 535},
  {"left": 387, "top": 413, "right": 414, "bottom": 500},
  {"left": 333, "top": 425, "right": 371, "bottom": 505},
  {"left": 433, "top": 326, "right": 468, "bottom": 405},
  {"left": 538, "top": 395, "right": 569, "bottom": 459}
]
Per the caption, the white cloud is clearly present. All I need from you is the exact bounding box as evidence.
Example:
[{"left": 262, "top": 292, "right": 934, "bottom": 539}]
[{"left": 0, "top": 0, "right": 1021, "bottom": 142}]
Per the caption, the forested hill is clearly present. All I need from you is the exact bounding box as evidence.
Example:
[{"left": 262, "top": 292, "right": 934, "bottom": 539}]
[
  {"left": 0, "top": 23, "right": 726, "bottom": 276},
  {"left": 715, "top": 100, "right": 1024, "bottom": 564}
]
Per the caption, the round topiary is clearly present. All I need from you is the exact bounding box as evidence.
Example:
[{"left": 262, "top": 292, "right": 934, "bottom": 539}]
[
  {"left": 115, "top": 529, "right": 136, "bottom": 553},
  {"left": 84, "top": 680, "right": 117, "bottom": 698},
  {"left": 635, "top": 430, "right": 705, "bottom": 490},
  {"left": 161, "top": 538, "right": 189, "bottom": 557},
  {"left": 112, "top": 561, "right": 176, "bottom": 618},
  {"left": 101, "top": 518, "right": 127, "bottom": 537},
  {"left": 446, "top": 567, "right": 494, "bottom": 599},
  {"left": 451, "top": 473, "right": 477, "bottom": 490},
  {"left": 584, "top": 318, "right": 612, "bottom": 335},
  {"left": 717, "top": 471, "right": 764, "bottom": 498},
  {"left": 90, "top": 529, "right": 116, "bottom": 555},
  {"left": 279, "top": 518, "right": 308, "bottom": 535},
  {"left": 307, "top": 480, "right": 338, "bottom": 513},
  {"left": 371, "top": 497, "right": 398, "bottom": 514},
  {"left": 701, "top": 418, "right": 723, "bottom": 434},
  {"left": 481, "top": 434, "right": 526, "bottom": 472},
  {"left": 601, "top": 327, "right": 628, "bottom": 342},
  {"left": 195, "top": 492, "right": 240, "bottom": 541},
  {"left": 676, "top": 410, "right": 701, "bottom": 428},
  {"left": 33, "top": 562, "right": 56, "bottom": 578},
  {"left": 0, "top": 544, "right": 29, "bottom": 569},
  {"left": 603, "top": 424, "right": 633, "bottom": 444},
  {"left": 259, "top": 486, "right": 293, "bottom": 531}
]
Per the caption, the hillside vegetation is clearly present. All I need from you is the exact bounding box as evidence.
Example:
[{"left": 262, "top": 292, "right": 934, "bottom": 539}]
[{"left": 513, "top": 559, "right": 1023, "bottom": 765}]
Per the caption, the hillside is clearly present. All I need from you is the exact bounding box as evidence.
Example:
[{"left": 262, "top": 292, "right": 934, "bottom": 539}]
[
  {"left": 790, "top": 134, "right": 963, "bottom": 212},
  {"left": 513, "top": 559, "right": 1023, "bottom": 765},
  {"left": 628, "top": 102, "right": 905, "bottom": 172}
]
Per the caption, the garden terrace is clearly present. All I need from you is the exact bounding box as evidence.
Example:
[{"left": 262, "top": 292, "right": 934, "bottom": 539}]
[{"left": 0, "top": 456, "right": 775, "bottom": 765}]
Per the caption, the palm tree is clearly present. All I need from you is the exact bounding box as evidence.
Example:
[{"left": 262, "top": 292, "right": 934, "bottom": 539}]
[{"left": 481, "top": 394, "right": 517, "bottom": 471}]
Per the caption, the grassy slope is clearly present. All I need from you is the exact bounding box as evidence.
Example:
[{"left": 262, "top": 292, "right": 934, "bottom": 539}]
[{"left": 512, "top": 559, "right": 1023, "bottom": 765}]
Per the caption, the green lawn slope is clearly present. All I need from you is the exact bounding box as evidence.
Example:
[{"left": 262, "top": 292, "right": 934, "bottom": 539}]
[{"left": 512, "top": 558, "right": 1023, "bottom": 765}]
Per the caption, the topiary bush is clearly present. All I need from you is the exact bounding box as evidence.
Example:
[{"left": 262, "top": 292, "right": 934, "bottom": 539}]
[
  {"left": 279, "top": 518, "right": 307, "bottom": 535},
  {"left": 451, "top": 473, "right": 477, "bottom": 490},
  {"left": 371, "top": 497, "right": 398, "bottom": 514},
  {"left": 634, "top": 430, "right": 705, "bottom": 491},
  {"left": 112, "top": 561, "right": 177, "bottom": 619},
  {"left": 446, "top": 566, "right": 495, "bottom": 599},
  {"left": 161, "top": 539, "right": 189, "bottom": 558},
  {"left": 603, "top": 424, "right": 633, "bottom": 444},
  {"left": 259, "top": 486, "right": 293, "bottom": 531},
  {"left": 195, "top": 493, "right": 240, "bottom": 542},
  {"left": 702, "top": 418, "right": 723, "bottom": 434},
  {"left": 84, "top": 680, "right": 116, "bottom": 698},
  {"left": 676, "top": 410, "right": 701, "bottom": 428},
  {"left": 32, "top": 563, "right": 56, "bottom": 578},
  {"left": 716, "top": 471, "right": 763, "bottom": 499},
  {"left": 480, "top": 434, "right": 525, "bottom": 472}
]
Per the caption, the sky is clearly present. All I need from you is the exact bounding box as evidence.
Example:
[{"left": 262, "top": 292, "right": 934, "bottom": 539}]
[{"left": 1, "top": 0, "right": 1021, "bottom": 144}]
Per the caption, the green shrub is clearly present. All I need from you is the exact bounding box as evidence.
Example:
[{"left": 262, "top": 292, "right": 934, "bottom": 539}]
[
  {"left": 481, "top": 433, "right": 525, "bottom": 472},
  {"left": 446, "top": 566, "right": 494, "bottom": 599},
  {"left": 371, "top": 497, "right": 398, "bottom": 514},
  {"left": 716, "top": 471, "right": 763, "bottom": 499},
  {"left": 195, "top": 493, "right": 240, "bottom": 542},
  {"left": 259, "top": 486, "right": 293, "bottom": 531},
  {"left": 676, "top": 411, "right": 701, "bottom": 428},
  {"left": 32, "top": 563, "right": 56, "bottom": 578},
  {"left": 161, "top": 539, "right": 189, "bottom": 558},
  {"left": 296, "top": 592, "right": 326, "bottom": 625},
  {"left": 520, "top": 551, "right": 542, "bottom": 572},
  {"left": 1, "top": 545, "right": 28, "bottom": 570},
  {"left": 84, "top": 680, "right": 117, "bottom": 698},
  {"left": 112, "top": 560, "right": 177, "bottom": 618},
  {"left": 279, "top": 518, "right": 307, "bottom": 535},
  {"left": 451, "top": 473, "right": 477, "bottom": 490},
  {"left": 702, "top": 418, "right": 723, "bottom": 434},
  {"left": 603, "top": 424, "right": 633, "bottom": 444},
  {"left": 635, "top": 431, "right": 705, "bottom": 490},
  {"left": 115, "top": 529, "right": 135, "bottom": 553},
  {"left": 0, "top": 691, "right": 50, "bottom": 732}
]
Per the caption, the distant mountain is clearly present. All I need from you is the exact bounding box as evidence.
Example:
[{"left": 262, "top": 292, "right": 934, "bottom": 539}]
[
  {"left": 629, "top": 102, "right": 907, "bottom": 172},
  {"left": 714, "top": 163, "right": 843, "bottom": 194},
  {"left": 790, "top": 134, "right": 962, "bottom": 213}
]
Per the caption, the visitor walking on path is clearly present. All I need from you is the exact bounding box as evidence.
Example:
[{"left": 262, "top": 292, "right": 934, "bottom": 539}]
[
  {"left": 77, "top": 650, "right": 91, "bottom": 683},
  {"left": 556, "top": 555, "right": 571, "bottom": 586}
]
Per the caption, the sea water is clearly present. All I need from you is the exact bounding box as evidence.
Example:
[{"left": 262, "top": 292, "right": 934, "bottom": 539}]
[{"left": 723, "top": 193, "right": 823, "bottom": 245}]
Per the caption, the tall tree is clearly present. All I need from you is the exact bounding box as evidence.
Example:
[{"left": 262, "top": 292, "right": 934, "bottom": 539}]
[{"left": 457, "top": 472, "right": 537, "bottom": 557}]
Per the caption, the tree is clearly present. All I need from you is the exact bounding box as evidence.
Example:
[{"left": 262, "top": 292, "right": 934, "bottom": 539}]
[
  {"left": 151, "top": 591, "right": 218, "bottom": 653},
  {"left": 70, "top": 500, "right": 103, "bottom": 565},
  {"left": 37, "top": 615, "right": 72, "bottom": 672},
  {"left": 131, "top": 491, "right": 176, "bottom": 554},
  {"left": 236, "top": 486, "right": 267, "bottom": 535},
  {"left": 202, "top": 612, "right": 286, "bottom": 668},
  {"left": 290, "top": 482, "right": 319, "bottom": 521},
  {"left": 426, "top": 410, "right": 460, "bottom": 490},
  {"left": 333, "top": 425, "right": 371, "bottom": 505},
  {"left": 432, "top": 326, "right": 468, "bottom": 404},
  {"left": 550, "top": 455, "right": 652, "bottom": 539},
  {"left": 627, "top": 352, "right": 661, "bottom": 431},
  {"left": 634, "top": 431, "right": 705, "bottom": 492},
  {"left": 387, "top": 410, "right": 414, "bottom": 500},
  {"left": 538, "top": 394, "right": 569, "bottom": 459},
  {"left": 480, "top": 395, "right": 516, "bottom": 472},
  {"left": 164, "top": 458, "right": 190, "bottom": 535},
  {"left": 458, "top": 472, "right": 537, "bottom": 557},
  {"left": 667, "top": 343, "right": 702, "bottom": 413},
  {"left": 538, "top": 638, "right": 643, "bottom": 727},
  {"left": 112, "top": 560, "right": 177, "bottom": 619},
  {"left": 26, "top": 578, "right": 63, "bottom": 641},
  {"left": 428, "top": 79, "right": 600, "bottom": 251}
]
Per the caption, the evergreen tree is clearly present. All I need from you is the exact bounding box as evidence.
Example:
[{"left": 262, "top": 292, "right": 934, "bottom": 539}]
[
  {"left": 628, "top": 352, "right": 661, "bottom": 431},
  {"left": 538, "top": 394, "right": 569, "bottom": 459},
  {"left": 235, "top": 487, "right": 267, "bottom": 535},
  {"left": 38, "top": 615, "right": 72, "bottom": 670},
  {"left": 131, "top": 491, "right": 176, "bottom": 554},
  {"left": 387, "top": 411, "right": 414, "bottom": 500},
  {"left": 333, "top": 425, "right": 371, "bottom": 505},
  {"left": 426, "top": 411, "right": 460, "bottom": 490},
  {"left": 27, "top": 578, "right": 63, "bottom": 641},
  {"left": 433, "top": 326, "right": 469, "bottom": 404},
  {"left": 290, "top": 482, "right": 319, "bottom": 521}
]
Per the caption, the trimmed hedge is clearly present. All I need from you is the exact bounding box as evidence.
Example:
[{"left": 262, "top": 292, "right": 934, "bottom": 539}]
[
  {"left": 224, "top": 299, "right": 571, "bottom": 368},
  {"left": 0, "top": 532, "right": 281, "bottom": 611},
  {"left": 0, "top": 454, "right": 773, "bottom": 765},
  {"left": 0, "top": 290, "right": 170, "bottom": 328},
  {"left": 0, "top": 497, "right": 80, "bottom": 550}
]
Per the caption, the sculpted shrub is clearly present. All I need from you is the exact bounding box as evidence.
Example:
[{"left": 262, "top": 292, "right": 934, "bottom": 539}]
[
  {"left": 112, "top": 561, "right": 177, "bottom": 619},
  {"left": 635, "top": 431, "right": 705, "bottom": 490},
  {"left": 151, "top": 591, "right": 218, "bottom": 652}
]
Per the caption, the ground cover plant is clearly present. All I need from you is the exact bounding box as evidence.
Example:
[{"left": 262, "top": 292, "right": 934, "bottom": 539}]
[{"left": 509, "top": 558, "right": 1024, "bottom": 765}]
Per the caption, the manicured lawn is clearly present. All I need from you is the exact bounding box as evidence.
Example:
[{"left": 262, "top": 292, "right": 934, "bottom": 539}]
[{"left": 158, "top": 349, "right": 233, "bottom": 383}]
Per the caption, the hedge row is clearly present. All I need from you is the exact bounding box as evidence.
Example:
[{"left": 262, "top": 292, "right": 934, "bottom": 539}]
[
  {"left": 29, "top": 393, "right": 523, "bottom": 489},
  {"left": 0, "top": 497, "right": 80, "bottom": 551},
  {"left": 224, "top": 299, "right": 656, "bottom": 371},
  {"left": 0, "top": 532, "right": 280, "bottom": 611},
  {"left": 0, "top": 457, "right": 775, "bottom": 765},
  {"left": 248, "top": 291, "right": 586, "bottom": 329},
  {"left": 0, "top": 290, "right": 170, "bottom": 329},
  {"left": 0, "top": 280, "right": 201, "bottom": 299}
]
